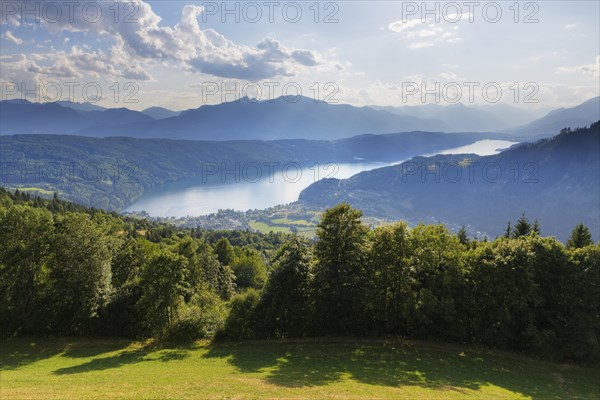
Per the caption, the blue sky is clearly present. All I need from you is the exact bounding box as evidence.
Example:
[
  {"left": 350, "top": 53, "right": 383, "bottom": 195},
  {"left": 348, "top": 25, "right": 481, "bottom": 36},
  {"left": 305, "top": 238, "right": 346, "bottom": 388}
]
[{"left": 1, "top": 1, "right": 598, "bottom": 110}]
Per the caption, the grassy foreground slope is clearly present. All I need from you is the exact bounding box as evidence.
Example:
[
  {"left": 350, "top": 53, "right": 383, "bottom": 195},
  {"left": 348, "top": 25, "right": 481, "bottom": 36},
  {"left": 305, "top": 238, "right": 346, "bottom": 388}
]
[{"left": 2, "top": 338, "right": 598, "bottom": 400}]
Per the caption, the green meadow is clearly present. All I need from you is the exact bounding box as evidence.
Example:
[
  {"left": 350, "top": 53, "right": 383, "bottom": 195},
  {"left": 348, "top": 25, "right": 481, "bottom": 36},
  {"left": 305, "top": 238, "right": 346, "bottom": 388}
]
[{"left": 2, "top": 338, "right": 598, "bottom": 400}]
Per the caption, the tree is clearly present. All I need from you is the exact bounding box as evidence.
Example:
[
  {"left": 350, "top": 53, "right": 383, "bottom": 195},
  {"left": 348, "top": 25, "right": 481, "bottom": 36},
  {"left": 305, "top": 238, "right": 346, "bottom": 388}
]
[
  {"left": 45, "top": 212, "right": 116, "bottom": 334},
  {"left": 255, "top": 237, "right": 313, "bottom": 338},
  {"left": 137, "top": 250, "right": 190, "bottom": 334},
  {"left": 532, "top": 220, "right": 541, "bottom": 235},
  {"left": 101, "top": 236, "right": 152, "bottom": 337},
  {"left": 565, "top": 244, "right": 600, "bottom": 360},
  {"left": 312, "top": 203, "right": 370, "bottom": 334},
  {"left": 214, "top": 237, "right": 234, "bottom": 266},
  {"left": 198, "top": 241, "right": 236, "bottom": 301},
  {"left": 0, "top": 205, "right": 53, "bottom": 334},
  {"left": 457, "top": 226, "right": 469, "bottom": 245},
  {"left": 408, "top": 224, "right": 466, "bottom": 340},
  {"left": 512, "top": 214, "right": 532, "bottom": 238},
  {"left": 466, "top": 238, "right": 541, "bottom": 349},
  {"left": 231, "top": 250, "right": 267, "bottom": 289},
  {"left": 566, "top": 223, "right": 593, "bottom": 249},
  {"left": 504, "top": 221, "right": 511, "bottom": 238},
  {"left": 369, "top": 222, "right": 414, "bottom": 334}
]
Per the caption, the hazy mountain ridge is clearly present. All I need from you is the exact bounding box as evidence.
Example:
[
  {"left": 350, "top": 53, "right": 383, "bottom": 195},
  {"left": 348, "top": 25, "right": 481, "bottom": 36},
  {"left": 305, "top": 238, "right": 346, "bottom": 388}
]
[
  {"left": 2, "top": 96, "right": 597, "bottom": 141},
  {"left": 509, "top": 96, "right": 600, "bottom": 138},
  {"left": 0, "top": 101, "right": 155, "bottom": 135},
  {"left": 74, "top": 96, "right": 452, "bottom": 140},
  {"left": 141, "top": 106, "right": 181, "bottom": 119}
]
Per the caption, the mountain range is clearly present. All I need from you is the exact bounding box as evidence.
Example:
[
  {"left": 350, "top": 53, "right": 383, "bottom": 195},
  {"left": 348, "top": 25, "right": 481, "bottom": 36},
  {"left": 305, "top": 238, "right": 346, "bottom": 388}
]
[
  {"left": 2, "top": 96, "right": 597, "bottom": 141},
  {"left": 508, "top": 96, "right": 600, "bottom": 138},
  {"left": 299, "top": 122, "right": 600, "bottom": 241}
]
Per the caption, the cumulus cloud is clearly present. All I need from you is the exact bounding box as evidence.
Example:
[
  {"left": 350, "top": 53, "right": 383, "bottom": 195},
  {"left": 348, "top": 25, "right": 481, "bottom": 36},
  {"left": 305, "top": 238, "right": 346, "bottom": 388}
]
[
  {"left": 1, "top": 1, "right": 324, "bottom": 80},
  {"left": 388, "top": 19, "right": 423, "bottom": 33},
  {"left": 1, "top": 53, "right": 81, "bottom": 79}
]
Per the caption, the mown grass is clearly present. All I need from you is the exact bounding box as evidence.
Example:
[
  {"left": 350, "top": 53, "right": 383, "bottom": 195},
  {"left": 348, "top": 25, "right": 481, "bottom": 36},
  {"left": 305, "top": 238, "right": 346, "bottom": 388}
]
[
  {"left": 1, "top": 338, "right": 598, "bottom": 399},
  {"left": 249, "top": 220, "right": 316, "bottom": 237}
]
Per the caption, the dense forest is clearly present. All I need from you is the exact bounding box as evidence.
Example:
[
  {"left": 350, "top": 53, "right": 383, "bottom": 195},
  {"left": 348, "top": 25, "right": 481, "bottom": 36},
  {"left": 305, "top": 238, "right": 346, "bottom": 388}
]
[{"left": 0, "top": 188, "right": 598, "bottom": 362}]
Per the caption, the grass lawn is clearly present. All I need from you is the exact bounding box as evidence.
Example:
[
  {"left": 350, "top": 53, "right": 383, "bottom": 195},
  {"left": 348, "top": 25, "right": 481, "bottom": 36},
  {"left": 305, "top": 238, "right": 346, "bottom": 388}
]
[
  {"left": 249, "top": 220, "right": 292, "bottom": 234},
  {"left": 249, "top": 220, "right": 316, "bottom": 238},
  {"left": 1, "top": 338, "right": 598, "bottom": 400},
  {"left": 270, "top": 218, "right": 314, "bottom": 226}
]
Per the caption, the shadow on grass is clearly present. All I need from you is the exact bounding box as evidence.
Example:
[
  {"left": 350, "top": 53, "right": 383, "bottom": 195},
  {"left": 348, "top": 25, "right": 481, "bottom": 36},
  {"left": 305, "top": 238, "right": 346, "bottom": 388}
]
[
  {"left": 0, "top": 338, "right": 191, "bottom": 374},
  {"left": 1, "top": 339, "right": 65, "bottom": 370},
  {"left": 204, "top": 339, "right": 598, "bottom": 399},
  {"left": 53, "top": 345, "right": 191, "bottom": 375}
]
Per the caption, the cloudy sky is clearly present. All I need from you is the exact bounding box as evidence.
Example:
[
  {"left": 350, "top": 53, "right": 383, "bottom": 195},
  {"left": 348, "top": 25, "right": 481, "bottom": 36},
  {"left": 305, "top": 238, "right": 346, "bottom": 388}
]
[{"left": 1, "top": 0, "right": 598, "bottom": 110}]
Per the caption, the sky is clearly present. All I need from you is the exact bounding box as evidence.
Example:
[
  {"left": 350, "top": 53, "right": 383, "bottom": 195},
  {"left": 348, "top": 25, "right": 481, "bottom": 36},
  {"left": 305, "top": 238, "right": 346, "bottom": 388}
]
[{"left": 0, "top": 0, "right": 598, "bottom": 111}]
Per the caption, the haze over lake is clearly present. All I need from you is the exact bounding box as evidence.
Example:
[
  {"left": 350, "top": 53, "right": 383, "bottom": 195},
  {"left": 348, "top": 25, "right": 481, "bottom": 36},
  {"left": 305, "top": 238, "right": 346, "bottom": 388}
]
[{"left": 124, "top": 140, "right": 517, "bottom": 217}]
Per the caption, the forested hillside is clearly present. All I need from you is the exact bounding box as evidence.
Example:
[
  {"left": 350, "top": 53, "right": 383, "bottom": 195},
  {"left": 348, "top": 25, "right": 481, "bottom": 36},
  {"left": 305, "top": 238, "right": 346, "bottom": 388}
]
[
  {"left": 0, "top": 131, "right": 491, "bottom": 210},
  {"left": 1, "top": 189, "right": 598, "bottom": 362},
  {"left": 301, "top": 122, "right": 600, "bottom": 241}
]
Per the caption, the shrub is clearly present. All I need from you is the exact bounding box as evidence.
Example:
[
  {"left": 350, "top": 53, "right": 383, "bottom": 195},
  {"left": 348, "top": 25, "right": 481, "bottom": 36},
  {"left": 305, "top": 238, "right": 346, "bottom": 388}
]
[{"left": 218, "top": 289, "right": 261, "bottom": 340}]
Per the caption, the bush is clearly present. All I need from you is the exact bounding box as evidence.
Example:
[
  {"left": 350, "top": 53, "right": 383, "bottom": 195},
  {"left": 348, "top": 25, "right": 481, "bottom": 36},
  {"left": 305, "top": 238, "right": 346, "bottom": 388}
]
[
  {"left": 161, "top": 292, "right": 227, "bottom": 343},
  {"left": 218, "top": 289, "right": 261, "bottom": 340}
]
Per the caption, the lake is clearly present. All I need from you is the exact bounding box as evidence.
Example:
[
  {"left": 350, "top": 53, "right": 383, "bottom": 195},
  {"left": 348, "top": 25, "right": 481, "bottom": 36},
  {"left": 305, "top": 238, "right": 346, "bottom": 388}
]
[{"left": 124, "top": 139, "right": 517, "bottom": 217}]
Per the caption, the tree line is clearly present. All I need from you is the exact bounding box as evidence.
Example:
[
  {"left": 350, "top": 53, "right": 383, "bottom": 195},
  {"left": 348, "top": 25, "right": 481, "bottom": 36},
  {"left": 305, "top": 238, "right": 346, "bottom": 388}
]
[{"left": 0, "top": 189, "right": 598, "bottom": 362}]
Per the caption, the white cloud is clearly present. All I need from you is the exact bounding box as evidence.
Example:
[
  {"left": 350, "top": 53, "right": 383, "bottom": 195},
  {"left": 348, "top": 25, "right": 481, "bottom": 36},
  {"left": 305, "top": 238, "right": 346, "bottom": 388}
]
[
  {"left": 2, "top": 30, "right": 23, "bottom": 45},
  {"left": 556, "top": 56, "right": 600, "bottom": 79},
  {"left": 409, "top": 41, "right": 435, "bottom": 49},
  {"left": 0, "top": 53, "right": 81, "bottom": 79},
  {"left": 388, "top": 19, "right": 423, "bottom": 33},
  {"left": 1, "top": 1, "right": 325, "bottom": 81},
  {"left": 388, "top": 18, "right": 463, "bottom": 49},
  {"left": 565, "top": 24, "right": 577, "bottom": 29}
]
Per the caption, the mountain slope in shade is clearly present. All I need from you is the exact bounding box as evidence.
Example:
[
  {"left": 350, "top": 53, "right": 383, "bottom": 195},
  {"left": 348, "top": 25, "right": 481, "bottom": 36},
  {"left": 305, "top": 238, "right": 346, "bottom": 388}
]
[
  {"left": 0, "top": 101, "right": 154, "bottom": 134},
  {"left": 141, "top": 106, "right": 180, "bottom": 119},
  {"left": 77, "top": 96, "right": 451, "bottom": 140},
  {"left": 84, "top": 108, "right": 155, "bottom": 126},
  {"left": 56, "top": 101, "right": 107, "bottom": 112},
  {"left": 300, "top": 121, "right": 600, "bottom": 241},
  {"left": 0, "top": 103, "right": 91, "bottom": 134},
  {"left": 510, "top": 97, "right": 600, "bottom": 138}
]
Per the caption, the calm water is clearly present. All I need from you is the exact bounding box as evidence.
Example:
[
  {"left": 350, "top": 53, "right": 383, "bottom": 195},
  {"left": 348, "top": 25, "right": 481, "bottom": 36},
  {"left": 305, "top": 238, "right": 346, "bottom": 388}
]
[
  {"left": 429, "top": 139, "right": 518, "bottom": 156},
  {"left": 124, "top": 139, "right": 517, "bottom": 217}
]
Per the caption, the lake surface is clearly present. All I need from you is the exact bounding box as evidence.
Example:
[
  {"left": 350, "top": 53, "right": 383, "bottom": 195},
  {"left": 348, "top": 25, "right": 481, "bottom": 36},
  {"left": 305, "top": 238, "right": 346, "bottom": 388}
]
[
  {"left": 429, "top": 139, "right": 519, "bottom": 156},
  {"left": 124, "top": 139, "right": 517, "bottom": 217}
]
